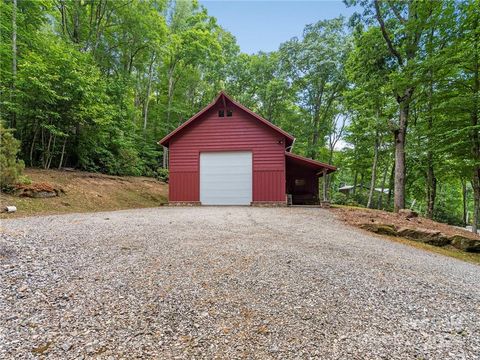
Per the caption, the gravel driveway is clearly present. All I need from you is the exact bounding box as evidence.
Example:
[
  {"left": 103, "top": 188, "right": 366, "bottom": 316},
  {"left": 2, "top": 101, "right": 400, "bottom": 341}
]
[{"left": 1, "top": 207, "right": 479, "bottom": 359}]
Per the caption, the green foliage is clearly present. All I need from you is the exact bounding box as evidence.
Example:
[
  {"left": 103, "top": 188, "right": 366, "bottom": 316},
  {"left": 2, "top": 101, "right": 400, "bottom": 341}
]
[
  {"left": 17, "top": 175, "right": 31, "bottom": 185},
  {"left": 331, "top": 191, "right": 365, "bottom": 207},
  {"left": 0, "top": 122, "right": 24, "bottom": 189},
  {"left": 156, "top": 168, "right": 169, "bottom": 183},
  {"left": 279, "top": 17, "right": 351, "bottom": 160}
]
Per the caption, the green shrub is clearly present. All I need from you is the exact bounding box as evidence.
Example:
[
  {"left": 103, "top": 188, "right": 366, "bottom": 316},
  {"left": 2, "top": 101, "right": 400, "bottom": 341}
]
[
  {"left": 331, "top": 191, "right": 364, "bottom": 207},
  {"left": 0, "top": 123, "right": 25, "bottom": 190},
  {"left": 156, "top": 168, "right": 169, "bottom": 183},
  {"left": 18, "top": 175, "right": 32, "bottom": 185},
  {"left": 331, "top": 192, "right": 348, "bottom": 205}
]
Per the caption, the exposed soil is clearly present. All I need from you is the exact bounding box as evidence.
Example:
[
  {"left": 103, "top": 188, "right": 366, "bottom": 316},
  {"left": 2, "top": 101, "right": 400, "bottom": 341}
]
[
  {"left": 331, "top": 206, "right": 478, "bottom": 241},
  {"left": 0, "top": 168, "right": 168, "bottom": 218}
]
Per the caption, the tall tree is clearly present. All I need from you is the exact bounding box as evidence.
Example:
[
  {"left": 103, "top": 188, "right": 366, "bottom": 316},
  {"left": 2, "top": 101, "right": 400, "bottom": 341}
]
[
  {"left": 280, "top": 17, "right": 350, "bottom": 160},
  {"left": 349, "top": 0, "right": 441, "bottom": 211},
  {"left": 345, "top": 26, "right": 393, "bottom": 209}
]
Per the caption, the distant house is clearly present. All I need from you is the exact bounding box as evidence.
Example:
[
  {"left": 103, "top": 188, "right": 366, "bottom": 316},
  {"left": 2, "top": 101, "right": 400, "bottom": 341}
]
[
  {"left": 159, "top": 91, "right": 336, "bottom": 205},
  {"left": 338, "top": 184, "right": 390, "bottom": 195}
]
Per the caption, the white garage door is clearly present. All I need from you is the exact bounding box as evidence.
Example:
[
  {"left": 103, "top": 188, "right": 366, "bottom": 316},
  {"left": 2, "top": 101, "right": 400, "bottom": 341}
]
[{"left": 200, "top": 152, "right": 252, "bottom": 205}]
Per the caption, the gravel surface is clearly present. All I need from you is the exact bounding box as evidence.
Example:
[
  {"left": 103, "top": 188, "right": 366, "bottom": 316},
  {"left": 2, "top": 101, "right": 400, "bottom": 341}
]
[{"left": 1, "top": 207, "right": 479, "bottom": 359}]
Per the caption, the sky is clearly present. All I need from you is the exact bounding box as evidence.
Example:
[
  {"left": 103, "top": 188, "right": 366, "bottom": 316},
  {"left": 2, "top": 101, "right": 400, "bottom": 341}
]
[{"left": 199, "top": 0, "right": 358, "bottom": 54}]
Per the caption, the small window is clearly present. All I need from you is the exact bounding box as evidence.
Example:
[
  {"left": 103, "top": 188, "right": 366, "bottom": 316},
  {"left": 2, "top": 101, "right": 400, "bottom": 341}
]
[
  {"left": 218, "top": 109, "right": 225, "bottom": 117},
  {"left": 295, "top": 179, "right": 305, "bottom": 187},
  {"left": 227, "top": 109, "right": 233, "bottom": 117}
]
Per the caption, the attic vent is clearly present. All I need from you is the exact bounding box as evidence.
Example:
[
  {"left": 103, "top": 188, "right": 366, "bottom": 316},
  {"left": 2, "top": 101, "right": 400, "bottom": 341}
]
[
  {"left": 218, "top": 109, "right": 224, "bottom": 117},
  {"left": 227, "top": 109, "right": 233, "bottom": 117}
]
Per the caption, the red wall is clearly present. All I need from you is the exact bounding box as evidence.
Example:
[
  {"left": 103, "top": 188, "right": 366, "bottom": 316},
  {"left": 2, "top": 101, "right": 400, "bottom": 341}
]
[{"left": 169, "top": 103, "right": 286, "bottom": 202}]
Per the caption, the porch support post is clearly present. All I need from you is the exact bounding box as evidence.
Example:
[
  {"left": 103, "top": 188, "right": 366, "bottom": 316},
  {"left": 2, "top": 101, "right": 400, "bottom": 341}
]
[
  {"left": 162, "top": 146, "right": 169, "bottom": 169},
  {"left": 323, "top": 169, "right": 328, "bottom": 201}
]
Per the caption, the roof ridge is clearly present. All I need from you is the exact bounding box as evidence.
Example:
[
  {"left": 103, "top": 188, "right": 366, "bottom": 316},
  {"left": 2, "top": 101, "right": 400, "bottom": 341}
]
[{"left": 158, "top": 91, "right": 295, "bottom": 147}]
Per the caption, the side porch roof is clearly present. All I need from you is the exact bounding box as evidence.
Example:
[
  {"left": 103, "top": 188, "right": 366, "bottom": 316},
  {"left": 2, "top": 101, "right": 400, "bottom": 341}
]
[{"left": 285, "top": 152, "right": 337, "bottom": 176}]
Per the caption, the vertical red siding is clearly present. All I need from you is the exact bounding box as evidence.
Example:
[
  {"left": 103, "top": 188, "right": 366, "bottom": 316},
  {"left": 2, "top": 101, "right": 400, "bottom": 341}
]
[
  {"left": 169, "top": 171, "right": 198, "bottom": 201},
  {"left": 169, "top": 104, "right": 286, "bottom": 203},
  {"left": 253, "top": 170, "right": 285, "bottom": 202}
]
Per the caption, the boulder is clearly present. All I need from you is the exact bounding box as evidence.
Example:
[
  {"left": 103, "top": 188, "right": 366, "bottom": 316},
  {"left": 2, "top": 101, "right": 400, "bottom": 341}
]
[
  {"left": 360, "top": 223, "right": 397, "bottom": 236},
  {"left": 15, "top": 182, "right": 64, "bottom": 198},
  {"left": 397, "top": 227, "right": 450, "bottom": 246},
  {"left": 450, "top": 235, "right": 480, "bottom": 253},
  {"left": 359, "top": 219, "right": 479, "bottom": 252},
  {"left": 31, "top": 191, "right": 57, "bottom": 198},
  {"left": 399, "top": 209, "right": 418, "bottom": 219}
]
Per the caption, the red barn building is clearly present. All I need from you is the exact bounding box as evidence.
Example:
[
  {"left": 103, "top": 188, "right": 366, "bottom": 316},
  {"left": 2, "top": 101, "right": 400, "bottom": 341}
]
[{"left": 159, "top": 92, "right": 336, "bottom": 205}]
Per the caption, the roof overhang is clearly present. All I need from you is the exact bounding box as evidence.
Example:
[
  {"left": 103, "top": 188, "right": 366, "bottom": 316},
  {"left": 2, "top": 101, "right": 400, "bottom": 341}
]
[
  {"left": 158, "top": 91, "right": 295, "bottom": 148},
  {"left": 285, "top": 152, "right": 337, "bottom": 175}
]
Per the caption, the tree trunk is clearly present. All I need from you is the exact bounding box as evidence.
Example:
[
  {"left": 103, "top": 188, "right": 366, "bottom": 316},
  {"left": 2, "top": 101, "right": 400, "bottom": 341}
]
[
  {"left": 377, "top": 161, "right": 389, "bottom": 210},
  {"left": 394, "top": 96, "right": 410, "bottom": 212},
  {"left": 426, "top": 159, "right": 436, "bottom": 219},
  {"left": 41, "top": 127, "right": 45, "bottom": 168},
  {"left": 367, "top": 129, "right": 380, "bottom": 208},
  {"left": 44, "top": 132, "right": 53, "bottom": 169},
  {"left": 387, "top": 160, "right": 395, "bottom": 209},
  {"left": 310, "top": 111, "right": 320, "bottom": 159},
  {"left": 471, "top": 19, "right": 480, "bottom": 233},
  {"left": 374, "top": 1, "right": 418, "bottom": 212},
  {"left": 58, "top": 137, "right": 67, "bottom": 169},
  {"left": 143, "top": 53, "right": 155, "bottom": 137},
  {"left": 46, "top": 135, "right": 56, "bottom": 169},
  {"left": 72, "top": 0, "right": 81, "bottom": 43},
  {"left": 166, "top": 60, "right": 176, "bottom": 125},
  {"left": 11, "top": 0, "right": 17, "bottom": 129},
  {"left": 461, "top": 179, "right": 468, "bottom": 228},
  {"left": 352, "top": 171, "right": 358, "bottom": 195},
  {"left": 322, "top": 169, "right": 328, "bottom": 201},
  {"left": 473, "top": 174, "right": 480, "bottom": 233},
  {"left": 30, "top": 124, "right": 38, "bottom": 166},
  {"left": 425, "top": 27, "right": 437, "bottom": 219}
]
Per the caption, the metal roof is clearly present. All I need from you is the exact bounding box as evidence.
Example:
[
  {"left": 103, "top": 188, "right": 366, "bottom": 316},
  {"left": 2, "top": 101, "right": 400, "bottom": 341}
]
[{"left": 285, "top": 152, "right": 337, "bottom": 175}]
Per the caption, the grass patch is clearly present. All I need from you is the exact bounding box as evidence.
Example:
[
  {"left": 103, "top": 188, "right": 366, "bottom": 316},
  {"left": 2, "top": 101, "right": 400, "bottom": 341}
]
[{"left": 378, "top": 232, "right": 480, "bottom": 265}]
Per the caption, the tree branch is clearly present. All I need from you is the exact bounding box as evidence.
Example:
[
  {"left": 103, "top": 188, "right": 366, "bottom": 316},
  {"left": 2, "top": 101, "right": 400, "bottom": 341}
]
[
  {"left": 374, "top": 0, "right": 404, "bottom": 66},
  {"left": 387, "top": 0, "right": 406, "bottom": 24}
]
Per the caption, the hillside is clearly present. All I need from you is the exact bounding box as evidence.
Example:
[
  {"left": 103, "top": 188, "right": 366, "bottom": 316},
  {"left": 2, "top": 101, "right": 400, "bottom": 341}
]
[
  {"left": 0, "top": 169, "right": 168, "bottom": 218},
  {"left": 332, "top": 206, "right": 480, "bottom": 264}
]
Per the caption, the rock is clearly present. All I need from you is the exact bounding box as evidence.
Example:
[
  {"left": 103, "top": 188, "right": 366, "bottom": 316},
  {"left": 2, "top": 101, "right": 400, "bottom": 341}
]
[
  {"left": 450, "top": 235, "right": 480, "bottom": 253},
  {"left": 360, "top": 223, "right": 397, "bottom": 236},
  {"left": 15, "top": 182, "right": 64, "bottom": 198},
  {"left": 397, "top": 228, "right": 450, "bottom": 246},
  {"left": 32, "top": 342, "right": 52, "bottom": 354},
  {"left": 61, "top": 342, "right": 72, "bottom": 351},
  {"left": 33, "top": 191, "right": 57, "bottom": 198},
  {"left": 399, "top": 209, "right": 418, "bottom": 219}
]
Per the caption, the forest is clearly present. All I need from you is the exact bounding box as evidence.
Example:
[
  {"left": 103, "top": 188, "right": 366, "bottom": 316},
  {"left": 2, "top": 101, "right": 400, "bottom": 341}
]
[{"left": 0, "top": 0, "right": 478, "bottom": 230}]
